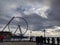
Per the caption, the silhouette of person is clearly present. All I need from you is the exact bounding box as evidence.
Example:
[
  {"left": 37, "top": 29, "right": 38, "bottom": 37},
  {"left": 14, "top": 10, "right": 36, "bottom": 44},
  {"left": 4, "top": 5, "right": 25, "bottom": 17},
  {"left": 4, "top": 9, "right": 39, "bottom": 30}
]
[
  {"left": 36, "top": 36, "right": 43, "bottom": 45},
  {"left": 36, "top": 36, "right": 40, "bottom": 45},
  {"left": 47, "top": 37, "right": 50, "bottom": 44},
  {"left": 43, "top": 37, "right": 46, "bottom": 44},
  {"left": 30, "top": 37, "right": 33, "bottom": 42},
  {"left": 57, "top": 37, "right": 59, "bottom": 45},
  {"left": 51, "top": 37, "right": 55, "bottom": 45},
  {"left": 39, "top": 36, "right": 43, "bottom": 45},
  {"left": 0, "top": 35, "right": 4, "bottom": 42}
]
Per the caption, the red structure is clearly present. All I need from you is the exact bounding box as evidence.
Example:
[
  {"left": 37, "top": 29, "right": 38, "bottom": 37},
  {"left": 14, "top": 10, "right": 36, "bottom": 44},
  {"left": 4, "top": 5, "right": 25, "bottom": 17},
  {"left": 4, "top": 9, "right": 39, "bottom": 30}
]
[{"left": 0, "top": 31, "right": 12, "bottom": 41}]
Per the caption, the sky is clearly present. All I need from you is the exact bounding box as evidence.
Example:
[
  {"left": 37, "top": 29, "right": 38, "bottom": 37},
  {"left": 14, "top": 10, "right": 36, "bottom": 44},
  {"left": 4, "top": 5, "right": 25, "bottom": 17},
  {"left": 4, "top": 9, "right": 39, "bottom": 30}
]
[{"left": 0, "top": 0, "right": 60, "bottom": 37}]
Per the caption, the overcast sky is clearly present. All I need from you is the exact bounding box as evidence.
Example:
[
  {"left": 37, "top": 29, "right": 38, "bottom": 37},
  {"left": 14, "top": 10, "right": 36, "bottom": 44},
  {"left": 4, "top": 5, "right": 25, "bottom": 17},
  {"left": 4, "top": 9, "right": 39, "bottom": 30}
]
[{"left": 0, "top": 0, "right": 60, "bottom": 36}]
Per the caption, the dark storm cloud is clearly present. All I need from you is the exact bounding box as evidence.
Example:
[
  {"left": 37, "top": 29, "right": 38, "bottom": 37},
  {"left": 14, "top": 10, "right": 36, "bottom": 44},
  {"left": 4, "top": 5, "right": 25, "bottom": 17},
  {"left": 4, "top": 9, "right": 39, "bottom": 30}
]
[{"left": 47, "top": 0, "right": 60, "bottom": 26}]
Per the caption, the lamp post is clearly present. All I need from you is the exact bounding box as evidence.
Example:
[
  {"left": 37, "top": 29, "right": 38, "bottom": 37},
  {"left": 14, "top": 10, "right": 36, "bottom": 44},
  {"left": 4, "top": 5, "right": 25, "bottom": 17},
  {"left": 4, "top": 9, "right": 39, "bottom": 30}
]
[
  {"left": 30, "top": 30, "right": 32, "bottom": 41},
  {"left": 44, "top": 29, "right": 46, "bottom": 37}
]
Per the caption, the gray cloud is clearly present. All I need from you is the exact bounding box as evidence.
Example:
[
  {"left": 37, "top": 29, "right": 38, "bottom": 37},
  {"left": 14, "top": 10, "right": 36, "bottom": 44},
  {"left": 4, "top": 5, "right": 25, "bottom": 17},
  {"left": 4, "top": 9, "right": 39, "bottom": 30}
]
[
  {"left": 47, "top": 0, "right": 60, "bottom": 26},
  {"left": 0, "top": 0, "right": 60, "bottom": 34}
]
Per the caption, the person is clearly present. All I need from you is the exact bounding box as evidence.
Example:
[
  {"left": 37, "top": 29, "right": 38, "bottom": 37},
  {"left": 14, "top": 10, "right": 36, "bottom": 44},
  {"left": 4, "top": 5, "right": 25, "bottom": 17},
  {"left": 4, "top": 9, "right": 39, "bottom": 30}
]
[
  {"left": 51, "top": 37, "right": 55, "bottom": 45},
  {"left": 0, "top": 35, "right": 4, "bottom": 42},
  {"left": 30, "top": 37, "right": 33, "bottom": 42},
  {"left": 39, "top": 36, "right": 43, "bottom": 45},
  {"left": 43, "top": 37, "right": 46, "bottom": 44},
  {"left": 47, "top": 37, "right": 50, "bottom": 44},
  {"left": 36, "top": 36, "right": 40, "bottom": 45},
  {"left": 57, "top": 37, "right": 59, "bottom": 45},
  {"left": 36, "top": 36, "right": 43, "bottom": 45}
]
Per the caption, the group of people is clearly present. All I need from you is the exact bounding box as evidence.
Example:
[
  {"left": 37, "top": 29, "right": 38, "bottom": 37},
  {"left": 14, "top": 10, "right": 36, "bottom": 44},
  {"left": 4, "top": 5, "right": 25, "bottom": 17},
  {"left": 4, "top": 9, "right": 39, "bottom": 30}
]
[
  {"left": 36, "top": 36, "right": 43, "bottom": 45},
  {"left": 51, "top": 37, "right": 60, "bottom": 45},
  {"left": 36, "top": 36, "right": 60, "bottom": 45}
]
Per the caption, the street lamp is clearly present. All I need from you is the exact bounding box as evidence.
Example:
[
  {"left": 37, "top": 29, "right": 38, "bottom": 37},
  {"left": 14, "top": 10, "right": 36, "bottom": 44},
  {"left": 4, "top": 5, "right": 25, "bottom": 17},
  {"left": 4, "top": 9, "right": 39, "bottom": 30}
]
[{"left": 44, "top": 29, "right": 46, "bottom": 37}]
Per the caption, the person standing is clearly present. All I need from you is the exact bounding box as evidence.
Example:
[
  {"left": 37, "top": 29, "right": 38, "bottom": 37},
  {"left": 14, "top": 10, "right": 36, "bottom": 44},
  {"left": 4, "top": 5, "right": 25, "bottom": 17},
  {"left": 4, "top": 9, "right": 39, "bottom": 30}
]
[
  {"left": 57, "top": 37, "right": 59, "bottom": 45},
  {"left": 43, "top": 37, "right": 46, "bottom": 44},
  {"left": 51, "top": 37, "right": 55, "bottom": 45},
  {"left": 36, "top": 36, "right": 40, "bottom": 45},
  {"left": 0, "top": 35, "right": 4, "bottom": 42},
  {"left": 36, "top": 36, "right": 43, "bottom": 45},
  {"left": 39, "top": 36, "right": 43, "bottom": 45},
  {"left": 47, "top": 37, "right": 50, "bottom": 44}
]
